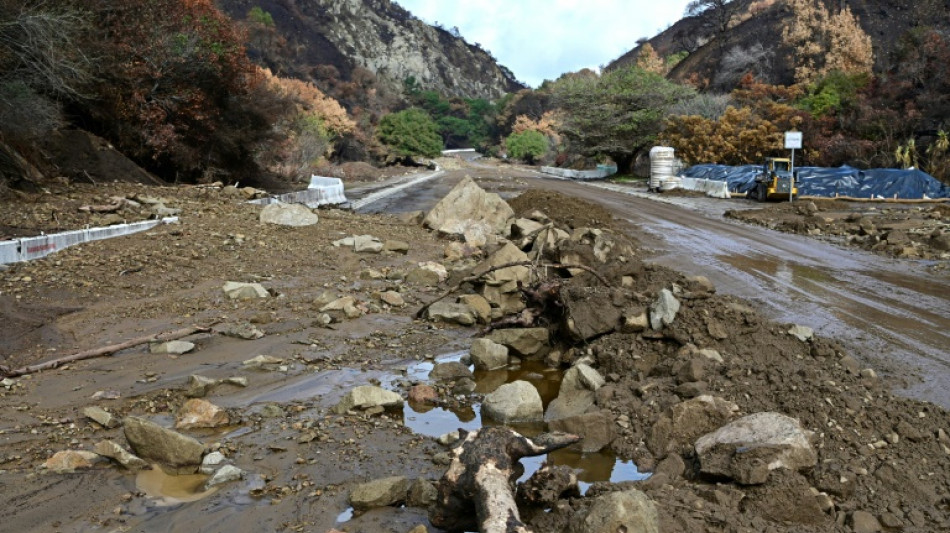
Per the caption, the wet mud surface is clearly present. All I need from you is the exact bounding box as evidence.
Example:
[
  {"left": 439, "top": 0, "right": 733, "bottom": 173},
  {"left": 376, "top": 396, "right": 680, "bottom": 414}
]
[{"left": 1, "top": 160, "right": 949, "bottom": 532}]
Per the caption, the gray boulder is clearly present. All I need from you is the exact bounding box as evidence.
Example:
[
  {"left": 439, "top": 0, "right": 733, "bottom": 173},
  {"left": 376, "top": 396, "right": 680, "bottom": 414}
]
[
  {"left": 570, "top": 489, "right": 659, "bottom": 533},
  {"left": 149, "top": 340, "right": 195, "bottom": 355},
  {"left": 83, "top": 406, "right": 119, "bottom": 429},
  {"left": 695, "top": 412, "right": 817, "bottom": 485},
  {"left": 482, "top": 380, "right": 543, "bottom": 423},
  {"left": 548, "top": 411, "right": 616, "bottom": 453},
  {"left": 559, "top": 363, "right": 605, "bottom": 395},
  {"left": 486, "top": 328, "right": 550, "bottom": 357},
  {"left": 469, "top": 339, "right": 509, "bottom": 371},
  {"left": 94, "top": 440, "right": 149, "bottom": 470},
  {"left": 349, "top": 476, "right": 410, "bottom": 510},
  {"left": 426, "top": 301, "right": 477, "bottom": 326},
  {"left": 429, "top": 362, "right": 474, "bottom": 382},
  {"left": 259, "top": 202, "right": 318, "bottom": 226},
  {"left": 423, "top": 177, "right": 514, "bottom": 240},
  {"left": 222, "top": 281, "right": 268, "bottom": 300},
  {"left": 123, "top": 416, "right": 205, "bottom": 472},
  {"left": 204, "top": 465, "right": 245, "bottom": 489},
  {"left": 545, "top": 390, "right": 596, "bottom": 422},
  {"left": 333, "top": 386, "right": 404, "bottom": 414},
  {"left": 650, "top": 289, "right": 681, "bottom": 330}
]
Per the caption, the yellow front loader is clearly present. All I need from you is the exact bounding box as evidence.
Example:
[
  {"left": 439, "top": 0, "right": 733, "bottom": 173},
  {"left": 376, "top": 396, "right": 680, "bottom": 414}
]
[{"left": 752, "top": 157, "right": 798, "bottom": 201}]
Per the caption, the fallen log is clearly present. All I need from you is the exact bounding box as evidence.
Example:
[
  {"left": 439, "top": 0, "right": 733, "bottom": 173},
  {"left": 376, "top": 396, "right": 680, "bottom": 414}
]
[
  {"left": 0, "top": 323, "right": 217, "bottom": 378},
  {"left": 430, "top": 427, "right": 581, "bottom": 533}
]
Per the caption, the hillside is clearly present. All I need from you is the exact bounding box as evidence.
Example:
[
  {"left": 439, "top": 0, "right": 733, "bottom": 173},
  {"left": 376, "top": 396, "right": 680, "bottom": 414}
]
[
  {"left": 608, "top": 0, "right": 950, "bottom": 90},
  {"left": 215, "top": 0, "right": 524, "bottom": 101}
]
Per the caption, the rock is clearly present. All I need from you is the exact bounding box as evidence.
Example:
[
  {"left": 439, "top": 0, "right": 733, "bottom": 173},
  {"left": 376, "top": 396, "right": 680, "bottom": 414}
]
[
  {"left": 511, "top": 217, "right": 545, "bottom": 241},
  {"left": 788, "top": 325, "right": 814, "bottom": 342},
  {"left": 472, "top": 242, "right": 530, "bottom": 286},
  {"left": 699, "top": 349, "right": 724, "bottom": 363},
  {"left": 564, "top": 288, "right": 623, "bottom": 341},
  {"left": 218, "top": 323, "right": 265, "bottom": 340},
  {"left": 44, "top": 450, "right": 101, "bottom": 474},
  {"left": 648, "top": 396, "right": 739, "bottom": 458},
  {"left": 349, "top": 476, "right": 410, "bottom": 510},
  {"left": 122, "top": 416, "right": 205, "bottom": 472},
  {"left": 548, "top": 410, "right": 615, "bottom": 453},
  {"left": 559, "top": 364, "right": 605, "bottom": 395},
  {"left": 333, "top": 386, "right": 404, "bottom": 414},
  {"left": 383, "top": 240, "right": 410, "bottom": 253},
  {"left": 850, "top": 511, "right": 882, "bottom": 533},
  {"left": 570, "top": 489, "right": 659, "bottom": 533},
  {"left": 93, "top": 440, "right": 149, "bottom": 470},
  {"left": 353, "top": 234, "right": 383, "bottom": 253},
  {"left": 437, "top": 431, "right": 460, "bottom": 446},
  {"left": 469, "top": 339, "right": 509, "bottom": 371},
  {"left": 204, "top": 465, "right": 245, "bottom": 489},
  {"left": 686, "top": 275, "right": 716, "bottom": 294},
  {"left": 429, "top": 362, "right": 474, "bottom": 382},
  {"left": 408, "top": 384, "right": 438, "bottom": 404},
  {"left": 423, "top": 177, "right": 514, "bottom": 239},
  {"left": 695, "top": 412, "right": 817, "bottom": 485},
  {"left": 482, "top": 380, "right": 543, "bottom": 423},
  {"left": 200, "top": 451, "right": 226, "bottom": 474},
  {"left": 458, "top": 294, "right": 491, "bottom": 324},
  {"left": 222, "top": 281, "right": 268, "bottom": 300},
  {"left": 931, "top": 232, "right": 950, "bottom": 251},
  {"left": 453, "top": 377, "right": 476, "bottom": 394},
  {"left": 407, "top": 478, "right": 438, "bottom": 507},
  {"left": 149, "top": 340, "right": 195, "bottom": 355},
  {"left": 486, "top": 328, "right": 550, "bottom": 357},
  {"left": 175, "top": 399, "right": 230, "bottom": 429},
  {"left": 620, "top": 309, "right": 649, "bottom": 333},
  {"left": 378, "top": 291, "right": 405, "bottom": 307},
  {"left": 426, "top": 301, "right": 477, "bottom": 326},
  {"left": 183, "top": 375, "right": 222, "bottom": 398},
  {"left": 242, "top": 354, "right": 284, "bottom": 368},
  {"left": 545, "top": 390, "right": 596, "bottom": 422},
  {"left": 259, "top": 202, "right": 318, "bottom": 226},
  {"left": 407, "top": 262, "right": 448, "bottom": 285},
  {"left": 83, "top": 406, "right": 119, "bottom": 429},
  {"left": 320, "top": 296, "right": 363, "bottom": 320},
  {"left": 650, "top": 289, "right": 680, "bottom": 330}
]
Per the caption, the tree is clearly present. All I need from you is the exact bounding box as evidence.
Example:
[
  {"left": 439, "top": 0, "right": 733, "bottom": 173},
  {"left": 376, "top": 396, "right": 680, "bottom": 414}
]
[
  {"left": 636, "top": 43, "right": 665, "bottom": 75},
  {"left": 552, "top": 66, "right": 694, "bottom": 171},
  {"left": 506, "top": 130, "right": 547, "bottom": 164},
  {"left": 782, "top": 0, "right": 873, "bottom": 84},
  {"left": 377, "top": 108, "right": 443, "bottom": 158},
  {"left": 685, "top": 0, "right": 739, "bottom": 55}
]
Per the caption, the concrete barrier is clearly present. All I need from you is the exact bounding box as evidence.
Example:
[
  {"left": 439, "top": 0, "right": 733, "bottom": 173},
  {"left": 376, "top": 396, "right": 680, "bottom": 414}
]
[
  {"left": 679, "top": 177, "right": 732, "bottom": 199},
  {"left": 250, "top": 175, "right": 348, "bottom": 209},
  {"left": 0, "top": 217, "right": 179, "bottom": 265},
  {"left": 539, "top": 166, "right": 615, "bottom": 180}
]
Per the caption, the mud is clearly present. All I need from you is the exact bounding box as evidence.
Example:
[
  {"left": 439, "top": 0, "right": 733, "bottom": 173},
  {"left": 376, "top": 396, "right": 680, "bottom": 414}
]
[{"left": 0, "top": 160, "right": 948, "bottom": 532}]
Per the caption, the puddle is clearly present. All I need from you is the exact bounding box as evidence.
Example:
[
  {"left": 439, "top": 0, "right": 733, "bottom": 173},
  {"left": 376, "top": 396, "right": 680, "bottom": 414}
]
[
  {"left": 136, "top": 465, "right": 217, "bottom": 505},
  {"left": 399, "top": 353, "right": 648, "bottom": 491}
]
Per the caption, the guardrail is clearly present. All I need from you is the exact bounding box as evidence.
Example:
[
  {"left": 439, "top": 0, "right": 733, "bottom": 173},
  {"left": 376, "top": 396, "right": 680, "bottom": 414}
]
[
  {"left": 539, "top": 166, "right": 615, "bottom": 180},
  {"left": 0, "top": 217, "right": 179, "bottom": 265},
  {"left": 249, "top": 175, "right": 348, "bottom": 208}
]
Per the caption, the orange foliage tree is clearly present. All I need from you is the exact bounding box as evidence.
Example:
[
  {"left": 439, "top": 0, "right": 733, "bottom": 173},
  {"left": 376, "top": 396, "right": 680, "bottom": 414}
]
[{"left": 782, "top": 0, "right": 873, "bottom": 84}]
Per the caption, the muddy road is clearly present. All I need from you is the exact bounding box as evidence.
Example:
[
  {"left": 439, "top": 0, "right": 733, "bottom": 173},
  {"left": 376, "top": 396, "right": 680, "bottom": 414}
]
[{"left": 353, "top": 165, "right": 950, "bottom": 408}]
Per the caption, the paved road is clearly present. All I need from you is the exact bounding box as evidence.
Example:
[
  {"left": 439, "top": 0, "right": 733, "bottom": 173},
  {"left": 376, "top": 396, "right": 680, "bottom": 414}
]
[{"left": 351, "top": 167, "right": 950, "bottom": 407}]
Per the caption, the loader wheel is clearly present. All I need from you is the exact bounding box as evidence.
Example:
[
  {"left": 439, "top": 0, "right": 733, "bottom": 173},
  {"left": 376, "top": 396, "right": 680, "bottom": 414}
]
[{"left": 756, "top": 183, "right": 767, "bottom": 202}]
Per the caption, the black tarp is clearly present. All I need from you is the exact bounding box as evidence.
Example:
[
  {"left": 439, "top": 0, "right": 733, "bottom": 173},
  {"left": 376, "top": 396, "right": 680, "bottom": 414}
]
[{"left": 681, "top": 164, "right": 950, "bottom": 199}]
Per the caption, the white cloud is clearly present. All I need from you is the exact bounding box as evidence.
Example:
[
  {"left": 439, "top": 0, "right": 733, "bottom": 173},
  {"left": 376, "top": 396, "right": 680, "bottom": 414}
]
[{"left": 397, "top": 0, "right": 692, "bottom": 87}]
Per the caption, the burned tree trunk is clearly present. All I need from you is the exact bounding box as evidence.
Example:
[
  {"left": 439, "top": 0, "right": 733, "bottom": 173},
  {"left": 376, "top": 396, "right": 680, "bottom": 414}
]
[{"left": 430, "top": 427, "right": 581, "bottom": 533}]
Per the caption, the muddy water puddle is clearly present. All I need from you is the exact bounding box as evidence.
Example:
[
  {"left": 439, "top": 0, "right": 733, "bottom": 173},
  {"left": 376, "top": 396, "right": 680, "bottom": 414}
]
[{"left": 136, "top": 465, "right": 216, "bottom": 505}]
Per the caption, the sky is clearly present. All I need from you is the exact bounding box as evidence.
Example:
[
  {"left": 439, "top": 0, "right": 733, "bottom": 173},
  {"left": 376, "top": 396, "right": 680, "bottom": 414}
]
[{"left": 397, "top": 0, "right": 693, "bottom": 88}]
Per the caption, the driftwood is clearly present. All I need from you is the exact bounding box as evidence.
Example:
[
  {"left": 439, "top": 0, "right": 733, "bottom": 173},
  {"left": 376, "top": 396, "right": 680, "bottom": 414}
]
[
  {"left": 0, "top": 323, "right": 216, "bottom": 378},
  {"left": 430, "top": 427, "right": 581, "bottom": 533},
  {"left": 415, "top": 261, "right": 610, "bottom": 320}
]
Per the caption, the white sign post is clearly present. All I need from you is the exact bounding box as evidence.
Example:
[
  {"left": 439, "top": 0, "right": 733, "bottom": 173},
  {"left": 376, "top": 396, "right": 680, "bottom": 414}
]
[{"left": 785, "top": 131, "right": 802, "bottom": 202}]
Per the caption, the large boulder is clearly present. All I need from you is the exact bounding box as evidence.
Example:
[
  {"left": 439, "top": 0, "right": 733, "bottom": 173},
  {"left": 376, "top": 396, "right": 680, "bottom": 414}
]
[
  {"left": 695, "top": 412, "right": 817, "bottom": 485},
  {"left": 563, "top": 287, "right": 623, "bottom": 341},
  {"left": 570, "top": 489, "right": 659, "bottom": 533},
  {"left": 423, "top": 177, "right": 514, "bottom": 240},
  {"left": 559, "top": 363, "right": 605, "bottom": 395},
  {"left": 123, "top": 416, "right": 205, "bottom": 472},
  {"left": 94, "top": 440, "right": 149, "bottom": 470},
  {"left": 259, "top": 202, "right": 318, "bottom": 226},
  {"left": 486, "top": 328, "right": 550, "bottom": 357},
  {"left": 350, "top": 476, "right": 410, "bottom": 510},
  {"left": 43, "top": 450, "right": 102, "bottom": 474},
  {"left": 482, "top": 380, "right": 543, "bottom": 423},
  {"left": 333, "top": 386, "right": 404, "bottom": 414},
  {"left": 469, "top": 339, "right": 509, "bottom": 371},
  {"left": 222, "top": 281, "right": 268, "bottom": 300},
  {"left": 426, "top": 301, "right": 477, "bottom": 326},
  {"left": 548, "top": 411, "right": 615, "bottom": 453},
  {"left": 472, "top": 242, "right": 531, "bottom": 286},
  {"left": 545, "top": 390, "right": 596, "bottom": 422},
  {"left": 429, "top": 362, "right": 474, "bottom": 382}
]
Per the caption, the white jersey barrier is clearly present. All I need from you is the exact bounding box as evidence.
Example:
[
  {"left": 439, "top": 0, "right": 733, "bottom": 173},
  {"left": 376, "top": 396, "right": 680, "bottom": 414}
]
[
  {"left": 678, "top": 177, "right": 732, "bottom": 199},
  {"left": 539, "top": 167, "right": 613, "bottom": 180},
  {"left": 250, "top": 175, "right": 348, "bottom": 209},
  {"left": 0, "top": 217, "right": 179, "bottom": 265}
]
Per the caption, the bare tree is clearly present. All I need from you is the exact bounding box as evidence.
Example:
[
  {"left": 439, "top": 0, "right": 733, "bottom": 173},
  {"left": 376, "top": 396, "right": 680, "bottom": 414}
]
[{"left": 685, "top": 0, "right": 739, "bottom": 56}]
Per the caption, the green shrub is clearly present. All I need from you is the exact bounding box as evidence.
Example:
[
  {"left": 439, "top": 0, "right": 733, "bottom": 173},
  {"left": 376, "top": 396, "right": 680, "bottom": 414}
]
[
  {"left": 378, "top": 108, "right": 443, "bottom": 158},
  {"left": 248, "top": 6, "right": 274, "bottom": 27},
  {"left": 506, "top": 130, "right": 548, "bottom": 163}
]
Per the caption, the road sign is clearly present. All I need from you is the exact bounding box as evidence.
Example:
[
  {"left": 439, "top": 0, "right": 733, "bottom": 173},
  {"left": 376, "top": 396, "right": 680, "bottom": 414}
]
[{"left": 785, "top": 131, "right": 803, "bottom": 150}]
